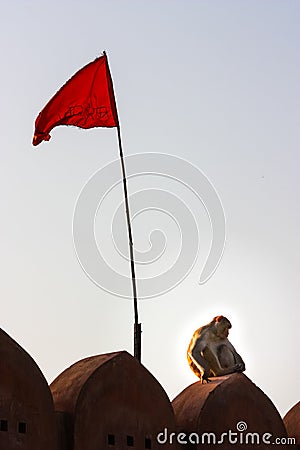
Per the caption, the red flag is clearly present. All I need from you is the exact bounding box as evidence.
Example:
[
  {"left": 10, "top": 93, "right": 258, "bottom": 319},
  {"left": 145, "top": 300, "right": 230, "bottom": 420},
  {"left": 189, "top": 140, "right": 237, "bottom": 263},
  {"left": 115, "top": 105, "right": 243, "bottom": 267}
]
[{"left": 32, "top": 53, "right": 119, "bottom": 146}]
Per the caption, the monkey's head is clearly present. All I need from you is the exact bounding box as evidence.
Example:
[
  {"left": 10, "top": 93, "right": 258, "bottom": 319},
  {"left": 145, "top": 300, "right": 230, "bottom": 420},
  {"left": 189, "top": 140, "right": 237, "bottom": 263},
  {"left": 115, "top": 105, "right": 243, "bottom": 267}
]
[{"left": 213, "top": 315, "right": 232, "bottom": 338}]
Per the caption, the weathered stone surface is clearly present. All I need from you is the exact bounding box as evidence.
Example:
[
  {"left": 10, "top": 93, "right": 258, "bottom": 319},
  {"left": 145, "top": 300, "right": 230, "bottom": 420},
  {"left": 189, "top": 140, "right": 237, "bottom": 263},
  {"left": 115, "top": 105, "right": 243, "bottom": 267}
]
[
  {"left": 283, "top": 401, "right": 300, "bottom": 446},
  {"left": 0, "top": 327, "right": 57, "bottom": 450},
  {"left": 172, "top": 373, "right": 287, "bottom": 449},
  {"left": 51, "top": 350, "right": 177, "bottom": 450}
]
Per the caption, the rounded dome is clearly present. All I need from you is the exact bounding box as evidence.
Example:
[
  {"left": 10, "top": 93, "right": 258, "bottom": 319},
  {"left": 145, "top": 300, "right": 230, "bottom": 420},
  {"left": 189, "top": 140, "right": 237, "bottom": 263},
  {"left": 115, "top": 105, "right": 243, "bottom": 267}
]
[
  {"left": 0, "top": 327, "right": 56, "bottom": 450},
  {"left": 51, "top": 351, "right": 176, "bottom": 450},
  {"left": 283, "top": 401, "right": 300, "bottom": 445},
  {"left": 172, "top": 373, "right": 287, "bottom": 449}
]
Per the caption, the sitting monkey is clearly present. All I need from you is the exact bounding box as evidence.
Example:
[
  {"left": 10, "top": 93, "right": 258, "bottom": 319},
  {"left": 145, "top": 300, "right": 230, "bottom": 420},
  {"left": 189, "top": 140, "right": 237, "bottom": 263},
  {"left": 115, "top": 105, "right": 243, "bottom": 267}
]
[{"left": 187, "top": 315, "right": 245, "bottom": 383}]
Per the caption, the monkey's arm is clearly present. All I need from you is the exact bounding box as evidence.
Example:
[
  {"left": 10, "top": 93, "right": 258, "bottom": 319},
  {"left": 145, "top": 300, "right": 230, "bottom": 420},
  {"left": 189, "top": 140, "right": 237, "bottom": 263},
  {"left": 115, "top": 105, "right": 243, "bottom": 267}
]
[
  {"left": 188, "top": 335, "right": 212, "bottom": 382},
  {"left": 203, "top": 342, "right": 244, "bottom": 376}
]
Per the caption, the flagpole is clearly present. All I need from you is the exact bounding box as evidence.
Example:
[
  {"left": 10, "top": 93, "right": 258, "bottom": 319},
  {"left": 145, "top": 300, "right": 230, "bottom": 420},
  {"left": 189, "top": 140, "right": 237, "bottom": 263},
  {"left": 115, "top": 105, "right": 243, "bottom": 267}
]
[
  {"left": 32, "top": 50, "right": 142, "bottom": 361},
  {"left": 116, "top": 125, "right": 142, "bottom": 362}
]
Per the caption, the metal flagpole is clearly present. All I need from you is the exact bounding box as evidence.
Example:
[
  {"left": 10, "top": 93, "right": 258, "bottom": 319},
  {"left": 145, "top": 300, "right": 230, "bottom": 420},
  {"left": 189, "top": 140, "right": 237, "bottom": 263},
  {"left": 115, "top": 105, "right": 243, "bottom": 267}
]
[
  {"left": 116, "top": 125, "right": 142, "bottom": 362},
  {"left": 32, "top": 48, "right": 142, "bottom": 360}
]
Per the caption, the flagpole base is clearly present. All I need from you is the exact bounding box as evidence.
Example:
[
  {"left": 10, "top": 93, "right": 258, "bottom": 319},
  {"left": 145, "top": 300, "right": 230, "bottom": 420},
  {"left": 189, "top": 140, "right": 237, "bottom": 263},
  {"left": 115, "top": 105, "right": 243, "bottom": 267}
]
[{"left": 134, "top": 323, "right": 142, "bottom": 362}]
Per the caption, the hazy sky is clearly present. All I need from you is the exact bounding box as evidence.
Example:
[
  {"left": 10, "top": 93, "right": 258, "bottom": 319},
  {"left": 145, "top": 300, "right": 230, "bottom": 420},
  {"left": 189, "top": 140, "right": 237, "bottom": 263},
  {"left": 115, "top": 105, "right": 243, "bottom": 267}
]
[{"left": 1, "top": 1, "right": 299, "bottom": 417}]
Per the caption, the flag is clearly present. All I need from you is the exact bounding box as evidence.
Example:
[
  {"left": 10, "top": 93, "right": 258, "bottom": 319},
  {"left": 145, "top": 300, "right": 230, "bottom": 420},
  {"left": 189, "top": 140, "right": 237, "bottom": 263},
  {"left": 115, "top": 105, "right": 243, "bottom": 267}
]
[{"left": 32, "top": 53, "right": 119, "bottom": 146}]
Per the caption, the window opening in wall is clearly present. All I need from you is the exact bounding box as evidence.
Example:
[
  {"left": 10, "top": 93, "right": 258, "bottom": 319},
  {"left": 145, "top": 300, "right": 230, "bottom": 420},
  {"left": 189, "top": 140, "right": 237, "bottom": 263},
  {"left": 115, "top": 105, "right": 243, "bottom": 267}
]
[
  {"left": 18, "top": 422, "right": 27, "bottom": 434},
  {"left": 108, "top": 434, "right": 115, "bottom": 445},
  {"left": 127, "top": 435, "right": 134, "bottom": 446},
  {"left": 0, "top": 419, "right": 8, "bottom": 432},
  {"left": 145, "top": 437, "right": 152, "bottom": 449}
]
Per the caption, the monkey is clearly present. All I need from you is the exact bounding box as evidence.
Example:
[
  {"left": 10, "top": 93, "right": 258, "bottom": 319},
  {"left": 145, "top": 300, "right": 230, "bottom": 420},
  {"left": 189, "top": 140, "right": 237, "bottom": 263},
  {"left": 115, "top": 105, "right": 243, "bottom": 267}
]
[{"left": 187, "top": 315, "right": 245, "bottom": 383}]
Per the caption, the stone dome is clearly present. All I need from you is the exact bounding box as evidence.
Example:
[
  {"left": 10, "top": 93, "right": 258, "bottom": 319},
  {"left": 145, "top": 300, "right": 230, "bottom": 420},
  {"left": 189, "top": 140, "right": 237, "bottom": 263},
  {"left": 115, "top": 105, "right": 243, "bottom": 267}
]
[
  {"left": 0, "top": 327, "right": 57, "bottom": 450},
  {"left": 283, "top": 401, "right": 300, "bottom": 446},
  {"left": 172, "top": 373, "right": 287, "bottom": 449},
  {"left": 51, "top": 350, "right": 177, "bottom": 450}
]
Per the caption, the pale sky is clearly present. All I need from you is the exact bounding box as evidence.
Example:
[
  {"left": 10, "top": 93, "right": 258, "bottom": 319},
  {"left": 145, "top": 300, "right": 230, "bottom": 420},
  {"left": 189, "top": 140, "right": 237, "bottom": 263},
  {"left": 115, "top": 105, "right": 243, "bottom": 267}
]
[{"left": 1, "top": 0, "right": 299, "bottom": 417}]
